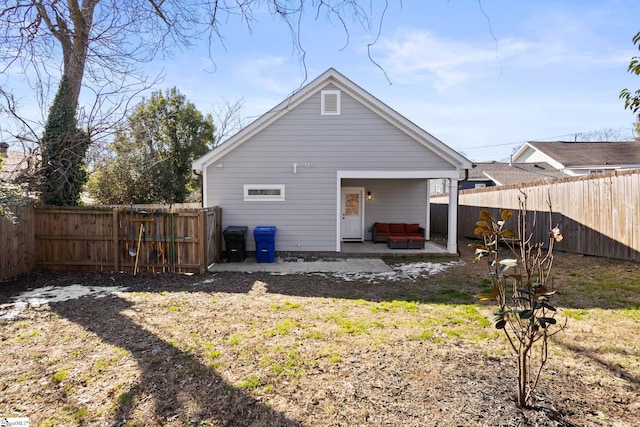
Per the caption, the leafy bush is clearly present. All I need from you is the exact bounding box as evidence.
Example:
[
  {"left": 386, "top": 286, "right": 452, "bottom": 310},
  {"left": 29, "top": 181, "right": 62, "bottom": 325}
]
[
  {"left": 470, "top": 192, "right": 565, "bottom": 407},
  {"left": 0, "top": 183, "right": 35, "bottom": 223}
]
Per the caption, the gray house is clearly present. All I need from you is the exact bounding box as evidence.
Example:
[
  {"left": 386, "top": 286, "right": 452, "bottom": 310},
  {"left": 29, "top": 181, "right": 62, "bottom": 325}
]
[{"left": 193, "top": 68, "right": 471, "bottom": 255}]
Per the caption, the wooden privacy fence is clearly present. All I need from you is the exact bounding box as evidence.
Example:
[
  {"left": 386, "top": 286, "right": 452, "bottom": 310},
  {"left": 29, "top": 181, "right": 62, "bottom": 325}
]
[
  {"left": 1, "top": 205, "right": 222, "bottom": 280},
  {"left": 1, "top": 205, "right": 36, "bottom": 280},
  {"left": 431, "top": 169, "right": 640, "bottom": 261}
]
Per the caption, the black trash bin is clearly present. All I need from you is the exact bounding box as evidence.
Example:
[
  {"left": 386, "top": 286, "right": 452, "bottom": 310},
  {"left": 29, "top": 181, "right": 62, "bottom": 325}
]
[
  {"left": 253, "top": 226, "right": 277, "bottom": 263},
  {"left": 223, "top": 226, "right": 248, "bottom": 262}
]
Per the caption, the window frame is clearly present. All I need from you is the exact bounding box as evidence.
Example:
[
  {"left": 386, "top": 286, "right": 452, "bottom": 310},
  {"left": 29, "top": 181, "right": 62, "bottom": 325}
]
[{"left": 243, "top": 184, "right": 286, "bottom": 202}]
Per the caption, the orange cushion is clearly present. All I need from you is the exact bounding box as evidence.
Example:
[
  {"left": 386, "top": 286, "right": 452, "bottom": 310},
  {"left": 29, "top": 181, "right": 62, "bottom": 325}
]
[
  {"left": 405, "top": 223, "right": 420, "bottom": 234},
  {"left": 375, "top": 222, "right": 390, "bottom": 233},
  {"left": 389, "top": 223, "right": 405, "bottom": 234}
]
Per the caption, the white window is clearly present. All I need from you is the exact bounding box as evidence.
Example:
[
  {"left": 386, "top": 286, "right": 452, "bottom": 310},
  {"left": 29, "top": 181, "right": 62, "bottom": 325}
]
[
  {"left": 321, "top": 90, "right": 341, "bottom": 115},
  {"left": 243, "top": 184, "right": 285, "bottom": 201}
]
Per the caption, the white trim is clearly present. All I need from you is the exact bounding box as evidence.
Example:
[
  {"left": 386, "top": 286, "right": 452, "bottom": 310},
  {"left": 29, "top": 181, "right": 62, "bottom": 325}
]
[
  {"left": 572, "top": 165, "right": 635, "bottom": 171},
  {"left": 481, "top": 172, "right": 502, "bottom": 185},
  {"left": 425, "top": 184, "right": 431, "bottom": 241},
  {"left": 243, "top": 184, "right": 285, "bottom": 201},
  {"left": 335, "top": 178, "right": 342, "bottom": 251},
  {"left": 202, "top": 174, "right": 209, "bottom": 207},
  {"left": 321, "top": 90, "right": 341, "bottom": 115},
  {"left": 512, "top": 142, "right": 565, "bottom": 170},
  {"left": 338, "top": 170, "right": 462, "bottom": 179},
  {"left": 447, "top": 179, "right": 459, "bottom": 253}
]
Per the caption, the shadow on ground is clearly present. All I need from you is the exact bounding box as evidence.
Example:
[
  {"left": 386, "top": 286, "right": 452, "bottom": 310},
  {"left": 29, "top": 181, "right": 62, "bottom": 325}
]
[
  {"left": 48, "top": 289, "right": 301, "bottom": 426},
  {"left": 0, "top": 263, "right": 488, "bottom": 426}
]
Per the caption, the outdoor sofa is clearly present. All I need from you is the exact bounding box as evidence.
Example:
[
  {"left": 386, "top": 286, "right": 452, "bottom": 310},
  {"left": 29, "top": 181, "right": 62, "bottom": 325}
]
[{"left": 371, "top": 222, "right": 426, "bottom": 249}]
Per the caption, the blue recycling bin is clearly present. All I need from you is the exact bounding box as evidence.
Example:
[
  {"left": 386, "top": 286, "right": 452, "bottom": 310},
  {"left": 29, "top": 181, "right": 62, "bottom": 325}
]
[{"left": 254, "top": 226, "right": 277, "bottom": 263}]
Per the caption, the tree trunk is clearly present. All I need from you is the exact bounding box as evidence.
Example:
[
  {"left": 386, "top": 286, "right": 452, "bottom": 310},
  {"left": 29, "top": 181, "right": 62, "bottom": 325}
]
[
  {"left": 41, "top": 75, "right": 90, "bottom": 205},
  {"left": 36, "top": 0, "right": 98, "bottom": 205},
  {"left": 33, "top": 0, "right": 98, "bottom": 110},
  {"left": 517, "top": 346, "right": 528, "bottom": 407},
  {"left": 64, "top": 0, "right": 98, "bottom": 109}
]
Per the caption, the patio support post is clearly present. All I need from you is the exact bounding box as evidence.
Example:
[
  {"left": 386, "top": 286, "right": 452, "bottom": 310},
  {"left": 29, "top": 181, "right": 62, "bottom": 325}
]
[
  {"left": 425, "top": 180, "right": 431, "bottom": 241},
  {"left": 447, "top": 179, "right": 458, "bottom": 253}
]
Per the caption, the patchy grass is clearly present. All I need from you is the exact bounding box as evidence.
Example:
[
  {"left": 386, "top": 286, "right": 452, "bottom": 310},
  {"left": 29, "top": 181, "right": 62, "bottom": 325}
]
[
  {"left": 51, "top": 368, "right": 69, "bottom": 384},
  {"left": 270, "top": 300, "right": 301, "bottom": 311},
  {"left": 1, "top": 243, "right": 639, "bottom": 426}
]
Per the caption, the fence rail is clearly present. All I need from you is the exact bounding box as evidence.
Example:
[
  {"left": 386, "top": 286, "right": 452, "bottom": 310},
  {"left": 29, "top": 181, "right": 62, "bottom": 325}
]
[
  {"left": 431, "top": 169, "right": 640, "bottom": 262},
  {"left": 1, "top": 205, "right": 222, "bottom": 280}
]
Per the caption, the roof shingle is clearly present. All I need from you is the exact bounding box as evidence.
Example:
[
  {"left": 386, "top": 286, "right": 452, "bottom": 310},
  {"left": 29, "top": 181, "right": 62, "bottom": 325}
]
[
  {"left": 469, "top": 161, "right": 565, "bottom": 185},
  {"left": 526, "top": 141, "right": 640, "bottom": 167}
]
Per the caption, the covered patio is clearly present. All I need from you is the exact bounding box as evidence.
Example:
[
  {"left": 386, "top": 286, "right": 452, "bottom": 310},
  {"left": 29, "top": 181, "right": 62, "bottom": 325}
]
[
  {"left": 338, "top": 173, "right": 463, "bottom": 255},
  {"left": 340, "top": 239, "right": 451, "bottom": 256}
]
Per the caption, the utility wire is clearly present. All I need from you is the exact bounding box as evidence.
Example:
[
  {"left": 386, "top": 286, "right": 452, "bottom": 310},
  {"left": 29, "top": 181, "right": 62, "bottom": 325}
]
[{"left": 460, "top": 133, "right": 577, "bottom": 151}]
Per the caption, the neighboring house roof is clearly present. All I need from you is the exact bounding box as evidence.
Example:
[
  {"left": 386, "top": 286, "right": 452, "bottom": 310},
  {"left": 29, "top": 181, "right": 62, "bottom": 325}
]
[
  {"left": 0, "top": 149, "right": 36, "bottom": 183},
  {"left": 193, "top": 68, "right": 472, "bottom": 171},
  {"left": 512, "top": 141, "right": 640, "bottom": 170},
  {"left": 468, "top": 161, "right": 566, "bottom": 186}
]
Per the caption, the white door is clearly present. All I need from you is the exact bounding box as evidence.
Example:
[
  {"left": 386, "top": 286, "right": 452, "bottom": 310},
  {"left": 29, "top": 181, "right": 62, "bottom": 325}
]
[{"left": 340, "top": 187, "right": 364, "bottom": 241}]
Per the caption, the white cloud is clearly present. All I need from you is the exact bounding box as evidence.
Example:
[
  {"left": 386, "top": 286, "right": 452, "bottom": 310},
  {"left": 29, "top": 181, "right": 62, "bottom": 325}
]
[
  {"left": 374, "top": 25, "right": 631, "bottom": 93},
  {"left": 236, "top": 54, "right": 304, "bottom": 94},
  {"left": 374, "top": 29, "right": 514, "bottom": 90}
]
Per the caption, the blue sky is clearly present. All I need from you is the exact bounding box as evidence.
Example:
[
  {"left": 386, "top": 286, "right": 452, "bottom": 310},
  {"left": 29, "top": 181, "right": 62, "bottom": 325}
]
[{"left": 4, "top": 0, "right": 640, "bottom": 162}]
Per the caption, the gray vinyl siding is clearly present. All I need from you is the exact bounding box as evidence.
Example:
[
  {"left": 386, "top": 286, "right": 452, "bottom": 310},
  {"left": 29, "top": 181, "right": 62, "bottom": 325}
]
[{"left": 206, "top": 84, "right": 455, "bottom": 252}]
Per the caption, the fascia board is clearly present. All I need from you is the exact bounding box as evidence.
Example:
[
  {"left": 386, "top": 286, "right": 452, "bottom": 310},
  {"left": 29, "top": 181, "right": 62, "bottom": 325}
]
[
  {"left": 338, "top": 170, "right": 462, "bottom": 179},
  {"left": 513, "top": 142, "right": 565, "bottom": 170},
  {"left": 482, "top": 171, "right": 503, "bottom": 186},
  {"left": 511, "top": 142, "right": 532, "bottom": 162},
  {"left": 571, "top": 164, "right": 640, "bottom": 170}
]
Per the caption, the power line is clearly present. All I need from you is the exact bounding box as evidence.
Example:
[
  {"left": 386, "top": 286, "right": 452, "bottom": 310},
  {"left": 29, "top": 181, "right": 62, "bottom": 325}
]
[{"left": 459, "top": 133, "right": 579, "bottom": 151}]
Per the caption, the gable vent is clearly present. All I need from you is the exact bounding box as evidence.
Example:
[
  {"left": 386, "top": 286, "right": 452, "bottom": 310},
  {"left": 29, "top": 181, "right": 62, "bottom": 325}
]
[{"left": 321, "top": 90, "right": 341, "bottom": 115}]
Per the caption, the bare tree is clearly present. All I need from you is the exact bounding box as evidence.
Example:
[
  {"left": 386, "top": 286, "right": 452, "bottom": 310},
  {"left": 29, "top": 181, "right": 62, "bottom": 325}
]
[
  {"left": 0, "top": 0, "right": 380, "bottom": 204},
  {"left": 210, "top": 98, "right": 247, "bottom": 146},
  {"left": 574, "top": 127, "right": 635, "bottom": 142}
]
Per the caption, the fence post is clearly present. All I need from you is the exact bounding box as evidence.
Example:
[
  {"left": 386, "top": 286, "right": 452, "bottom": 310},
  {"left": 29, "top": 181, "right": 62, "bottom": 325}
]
[
  {"left": 215, "top": 206, "right": 222, "bottom": 263},
  {"left": 199, "top": 209, "right": 206, "bottom": 274},
  {"left": 112, "top": 208, "right": 120, "bottom": 272}
]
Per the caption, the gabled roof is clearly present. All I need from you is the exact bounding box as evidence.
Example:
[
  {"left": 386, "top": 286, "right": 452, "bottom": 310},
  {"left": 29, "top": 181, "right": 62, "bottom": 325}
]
[
  {"left": 193, "top": 68, "right": 471, "bottom": 171},
  {"left": 469, "top": 161, "right": 565, "bottom": 186},
  {"left": 512, "top": 141, "right": 640, "bottom": 169}
]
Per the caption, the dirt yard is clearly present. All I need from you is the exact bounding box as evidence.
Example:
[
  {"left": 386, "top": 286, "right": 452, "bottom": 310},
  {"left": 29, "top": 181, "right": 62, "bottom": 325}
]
[{"left": 1, "top": 240, "right": 639, "bottom": 426}]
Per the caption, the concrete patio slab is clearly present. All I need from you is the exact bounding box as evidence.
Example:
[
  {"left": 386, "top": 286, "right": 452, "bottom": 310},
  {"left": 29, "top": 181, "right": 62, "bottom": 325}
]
[{"left": 208, "top": 258, "right": 393, "bottom": 274}]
